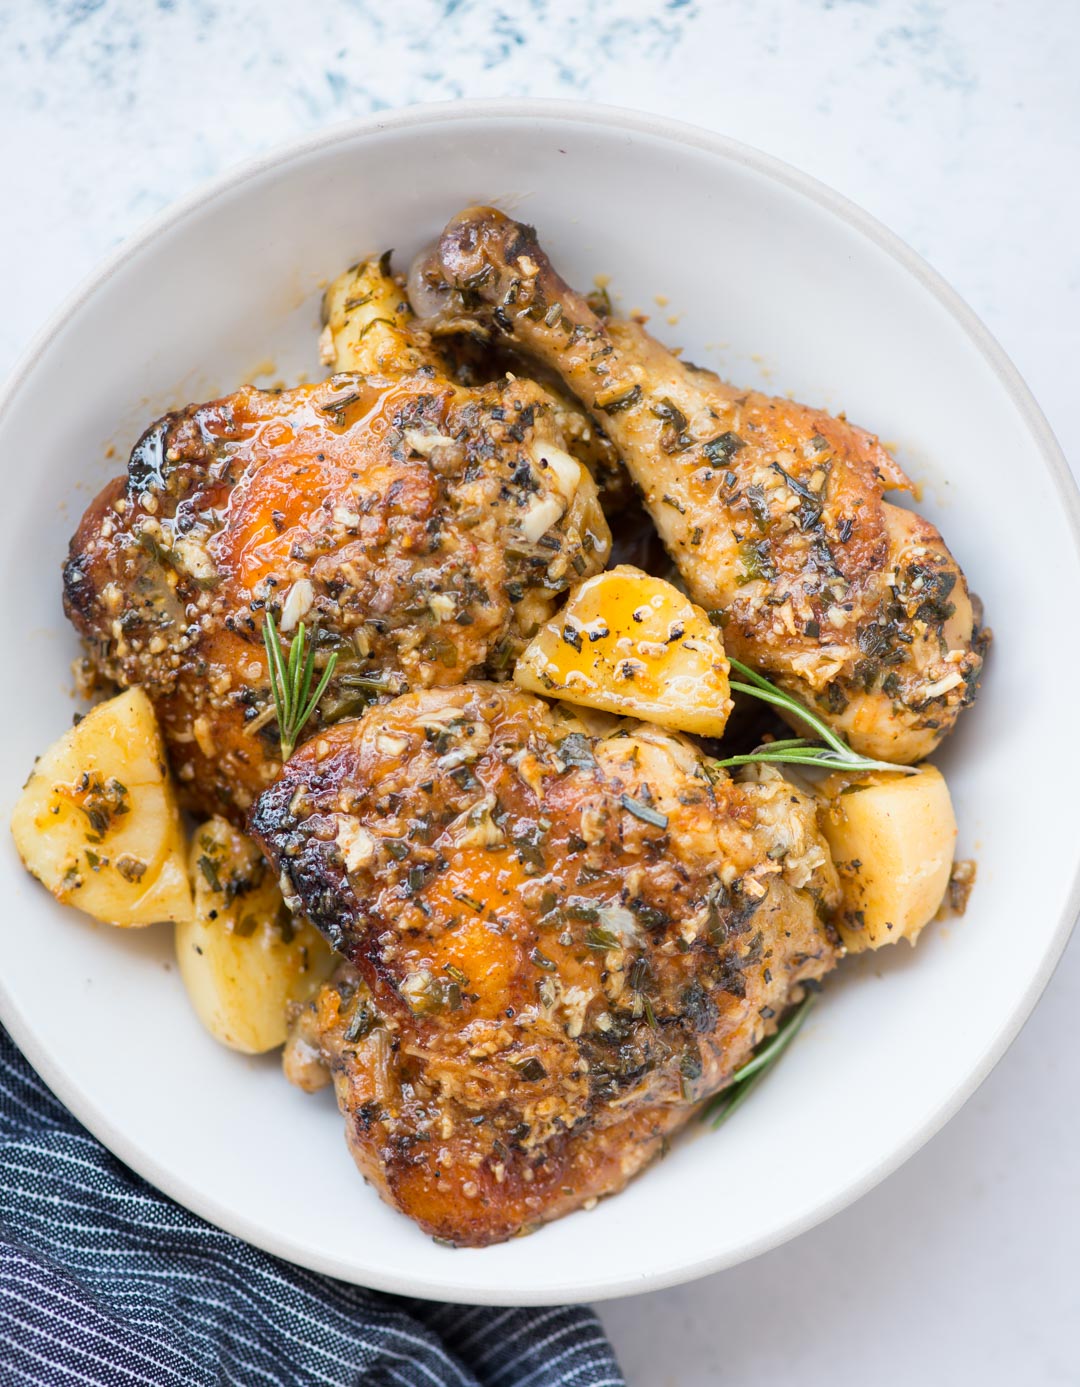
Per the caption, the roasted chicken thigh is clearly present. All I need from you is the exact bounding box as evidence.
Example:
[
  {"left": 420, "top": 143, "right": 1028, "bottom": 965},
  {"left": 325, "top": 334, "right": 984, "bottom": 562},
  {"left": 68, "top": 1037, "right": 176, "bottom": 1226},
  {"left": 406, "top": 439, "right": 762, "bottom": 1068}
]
[
  {"left": 40, "top": 207, "right": 982, "bottom": 1255},
  {"left": 252, "top": 683, "right": 840, "bottom": 1245},
  {"left": 64, "top": 257, "right": 610, "bottom": 820},
  {"left": 423, "top": 207, "right": 987, "bottom": 764}
]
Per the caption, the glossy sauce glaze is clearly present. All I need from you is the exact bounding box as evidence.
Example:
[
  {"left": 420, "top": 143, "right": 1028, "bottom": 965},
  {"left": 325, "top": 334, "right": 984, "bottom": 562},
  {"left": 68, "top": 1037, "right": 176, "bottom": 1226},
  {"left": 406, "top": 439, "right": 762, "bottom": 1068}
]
[
  {"left": 255, "top": 683, "right": 840, "bottom": 1245},
  {"left": 63, "top": 372, "right": 611, "bottom": 820},
  {"left": 433, "top": 205, "right": 989, "bottom": 763}
]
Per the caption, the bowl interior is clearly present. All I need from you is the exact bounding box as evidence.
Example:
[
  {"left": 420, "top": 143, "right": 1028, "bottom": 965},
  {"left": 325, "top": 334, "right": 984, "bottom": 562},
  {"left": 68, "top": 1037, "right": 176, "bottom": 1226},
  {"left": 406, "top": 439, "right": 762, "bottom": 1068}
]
[{"left": 1, "top": 106, "right": 1076, "bottom": 1305}]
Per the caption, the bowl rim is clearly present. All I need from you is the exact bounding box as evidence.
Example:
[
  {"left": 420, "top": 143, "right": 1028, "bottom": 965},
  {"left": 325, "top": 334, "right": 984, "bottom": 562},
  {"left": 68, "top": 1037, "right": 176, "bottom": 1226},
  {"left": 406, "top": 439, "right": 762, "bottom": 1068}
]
[{"left": 3, "top": 96, "right": 1079, "bottom": 1306}]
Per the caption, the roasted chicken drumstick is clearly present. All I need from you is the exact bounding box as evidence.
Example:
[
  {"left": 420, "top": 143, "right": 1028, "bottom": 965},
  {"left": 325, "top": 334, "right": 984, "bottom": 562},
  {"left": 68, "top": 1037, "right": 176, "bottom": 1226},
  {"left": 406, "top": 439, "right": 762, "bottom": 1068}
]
[
  {"left": 252, "top": 682, "right": 840, "bottom": 1245},
  {"left": 423, "top": 207, "right": 986, "bottom": 764},
  {"left": 64, "top": 256, "right": 610, "bottom": 820}
]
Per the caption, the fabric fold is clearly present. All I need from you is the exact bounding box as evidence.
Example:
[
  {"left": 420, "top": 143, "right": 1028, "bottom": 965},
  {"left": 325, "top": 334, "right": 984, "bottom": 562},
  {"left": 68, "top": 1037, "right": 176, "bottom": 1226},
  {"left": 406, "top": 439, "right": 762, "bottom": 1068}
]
[{"left": 0, "top": 1031, "right": 625, "bottom": 1387}]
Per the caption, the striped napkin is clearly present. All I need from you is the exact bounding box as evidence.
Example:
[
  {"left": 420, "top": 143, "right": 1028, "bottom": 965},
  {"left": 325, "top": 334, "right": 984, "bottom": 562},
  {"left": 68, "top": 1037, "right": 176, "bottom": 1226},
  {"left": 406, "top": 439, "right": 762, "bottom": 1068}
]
[{"left": 0, "top": 1030, "right": 625, "bottom": 1386}]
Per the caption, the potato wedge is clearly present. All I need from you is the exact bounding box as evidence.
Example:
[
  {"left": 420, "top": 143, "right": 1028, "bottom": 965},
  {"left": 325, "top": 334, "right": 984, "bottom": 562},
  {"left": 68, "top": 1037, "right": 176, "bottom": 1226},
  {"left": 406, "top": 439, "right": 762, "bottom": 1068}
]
[
  {"left": 514, "top": 566, "right": 733, "bottom": 737},
  {"left": 11, "top": 688, "right": 192, "bottom": 926},
  {"left": 177, "top": 817, "right": 335, "bottom": 1053},
  {"left": 321, "top": 253, "right": 438, "bottom": 377},
  {"left": 817, "top": 765, "right": 957, "bottom": 951}
]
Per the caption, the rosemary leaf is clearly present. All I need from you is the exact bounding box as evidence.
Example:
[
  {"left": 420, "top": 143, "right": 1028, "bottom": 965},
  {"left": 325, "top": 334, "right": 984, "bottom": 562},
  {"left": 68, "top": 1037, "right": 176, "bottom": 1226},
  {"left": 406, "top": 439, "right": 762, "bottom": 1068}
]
[
  {"left": 619, "top": 793, "right": 669, "bottom": 829},
  {"left": 262, "top": 612, "right": 339, "bottom": 761},
  {"left": 703, "top": 994, "right": 815, "bottom": 1129},
  {"left": 720, "top": 657, "right": 916, "bottom": 776}
]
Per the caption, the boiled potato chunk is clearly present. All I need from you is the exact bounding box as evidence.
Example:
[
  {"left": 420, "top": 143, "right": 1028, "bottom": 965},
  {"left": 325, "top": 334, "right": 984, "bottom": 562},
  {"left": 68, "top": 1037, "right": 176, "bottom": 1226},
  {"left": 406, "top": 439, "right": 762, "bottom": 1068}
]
[
  {"left": 817, "top": 765, "right": 957, "bottom": 951},
  {"left": 514, "top": 566, "right": 733, "bottom": 736},
  {"left": 321, "top": 253, "right": 427, "bottom": 376},
  {"left": 177, "top": 818, "right": 336, "bottom": 1053},
  {"left": 11, "top": 688, "right": 192, "bottom": 926}
]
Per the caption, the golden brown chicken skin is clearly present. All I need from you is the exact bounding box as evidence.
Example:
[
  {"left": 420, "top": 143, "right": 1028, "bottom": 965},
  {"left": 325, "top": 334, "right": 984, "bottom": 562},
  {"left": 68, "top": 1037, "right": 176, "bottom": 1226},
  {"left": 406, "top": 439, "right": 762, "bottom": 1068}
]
[
  {"left": 407, "top": 247, "right": 631, "bottom": 509},
  {"left": 252, "top": 683, "right": 840, "bottom": 1246},
  {"left": 423, "top": 207, "right": 988, "bottom": 765},
  {"left": 328, "top": 248, "right": 631, "bottom": 511},
  {"left": 64, "top": 371, "right": 610, "bottom": 822}
]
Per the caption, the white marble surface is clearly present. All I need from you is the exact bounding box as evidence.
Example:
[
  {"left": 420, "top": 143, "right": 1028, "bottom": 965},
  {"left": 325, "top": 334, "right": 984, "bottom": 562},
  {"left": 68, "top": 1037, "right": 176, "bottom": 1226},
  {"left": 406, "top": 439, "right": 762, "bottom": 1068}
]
[{"left": 3, "top": 2, "right": 1078, "bottom": 1383}]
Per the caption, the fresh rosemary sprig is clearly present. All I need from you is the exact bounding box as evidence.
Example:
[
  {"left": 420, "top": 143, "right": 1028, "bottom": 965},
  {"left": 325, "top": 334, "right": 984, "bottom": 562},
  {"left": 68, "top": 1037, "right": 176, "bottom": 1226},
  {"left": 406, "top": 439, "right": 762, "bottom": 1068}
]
[
  {"left": 703, "top": 993, "right": 815, "bottom": 1129},
  {"left": 262, "top": 612, "right": 338, "bottom": 761},
  {"left": 715, "top": 658, "right": 916, "bottom": 775}
]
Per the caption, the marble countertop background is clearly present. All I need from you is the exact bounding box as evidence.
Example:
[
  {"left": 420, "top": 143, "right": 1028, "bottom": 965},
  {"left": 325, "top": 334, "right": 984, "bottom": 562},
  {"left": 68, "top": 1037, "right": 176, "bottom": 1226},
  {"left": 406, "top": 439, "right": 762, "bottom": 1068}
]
[{"left": 3, "top": 2, "right": 1078, "bottom": 1383}]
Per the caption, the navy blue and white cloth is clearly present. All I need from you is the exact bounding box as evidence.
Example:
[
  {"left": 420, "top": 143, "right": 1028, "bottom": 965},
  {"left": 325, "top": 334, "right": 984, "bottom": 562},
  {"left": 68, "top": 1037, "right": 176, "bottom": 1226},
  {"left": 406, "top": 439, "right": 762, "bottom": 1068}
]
[{"left": 0, "top": 1030, "right": 625, "bottom": 1386}]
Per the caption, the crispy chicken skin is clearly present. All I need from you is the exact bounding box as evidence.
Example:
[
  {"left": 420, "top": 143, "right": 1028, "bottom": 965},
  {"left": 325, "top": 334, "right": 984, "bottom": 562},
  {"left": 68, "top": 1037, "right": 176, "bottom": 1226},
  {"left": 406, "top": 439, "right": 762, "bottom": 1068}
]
[
  {"left": 425, "top": 207, "right": 987, "bottom": 764},
  {"left": 64, "top": 262, "right": 611, "bottom": 822},
  {"left": 408, "top": 249, "right": 631, "bottom": 509},
  {"left": 253, "top": 683, "right": 840, "bottom": 1246}
]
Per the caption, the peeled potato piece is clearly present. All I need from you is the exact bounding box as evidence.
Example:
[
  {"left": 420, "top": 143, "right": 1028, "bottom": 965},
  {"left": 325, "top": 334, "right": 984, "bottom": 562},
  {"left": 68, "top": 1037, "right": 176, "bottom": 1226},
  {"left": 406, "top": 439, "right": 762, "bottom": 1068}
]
[
  {"left": 177, "top": 817, "right": 335, "bottom": 1054},
  {"left": 11, "top": 688, "right": 192, "bottom": 926},
  {"left": 321, "top": 253, "right": 440, "bottom": 377},
  {"left": 817, "top": 765, "right": 957, "bottom": 951},
  {"left": 514, "top": 565, "right": 733, "bottom": 737}
]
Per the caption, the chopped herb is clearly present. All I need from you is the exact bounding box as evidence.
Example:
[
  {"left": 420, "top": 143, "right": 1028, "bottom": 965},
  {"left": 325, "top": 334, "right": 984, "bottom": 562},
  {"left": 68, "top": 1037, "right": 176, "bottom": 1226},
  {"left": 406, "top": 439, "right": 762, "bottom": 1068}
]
[
  {"left": 679, "top": 1048, "right": 703, "bottom": 1100},
  {"left": 652, "top": 398, "right": 688, "bottom": 431},
  {"left": 745, "top": 484, "right": 770, "bottom": 531},
  {"left": 702, "top": 431, "right": 745, "bottom": 465},
  {"left": 557, "top": 733, "right": 596, "bottom": 771},
  {"left": 681, "top": 979, "right": 719, "bottom": 1033},
  {"left": 585, "top": 284, "right": 612, "bottom": 316},
  {"left": 198, "top": 854, "right": 223, "bottom": 894},
  {"left": 628, "top": 957, "right": 652, "bottom": 993},
  {"left": 596, "top": 384, "right": 642, "bottom": 414},
  {"left": 403, "top": 972, "right": 461, "bottom": 1015},
  {"left": 769, "top": 460, "right": 818, "bottom": 504},
  {"left": 406, "top": 864, "right": 431, "bottom": 895},
  {"left": 345, "top": 1006, "right": 376, "bottom": 1041},
  {"left": 81, "top": 806, "right": 110, "bottom": 839},
  {"left": 71, "top": 773, "right": 129, "bottom": 844},
  {"left": 619, "top": 794, "right": 668, "bottom": 830},
  {"left": 629, "top": 898, "right": 669, "bottom": 930},
  {"left": 512, "top": 823, "right": 547, "bottom": 873},
  {"left": 584, "top": 926, "right": 621, "bottom": 951},
  {"left": 769, "top": 460, "right": 825, "bottom": 529},
  {"left": 136, "top": 529, "right": 177, "bottom": 571},
  {"left": 319, "top": 388, "right": 363, "bottom": 416},
  {"left": 737, "top": 539, "right": 776, "bottom": 584},
  {"left": 511, "top": 1056, "right": 547, "bottom": 1082}
]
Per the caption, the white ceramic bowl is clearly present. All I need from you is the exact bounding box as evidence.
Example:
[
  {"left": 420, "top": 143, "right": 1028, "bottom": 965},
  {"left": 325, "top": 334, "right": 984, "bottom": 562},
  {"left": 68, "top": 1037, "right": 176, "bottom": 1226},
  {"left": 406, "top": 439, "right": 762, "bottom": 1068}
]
[{"left": 1, "top": 101, "right": 1077, "bottom": 1307}]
